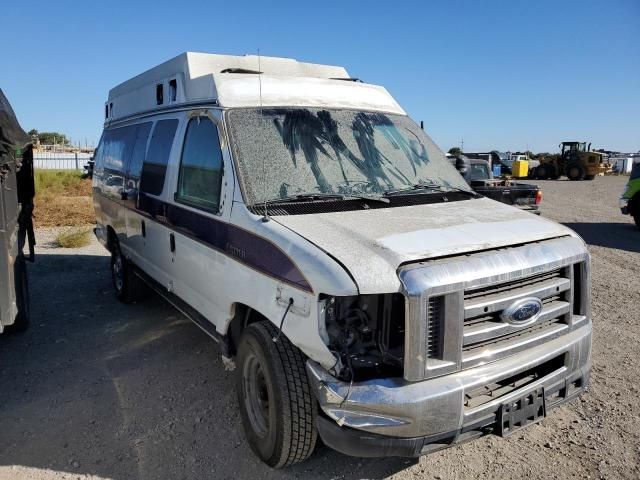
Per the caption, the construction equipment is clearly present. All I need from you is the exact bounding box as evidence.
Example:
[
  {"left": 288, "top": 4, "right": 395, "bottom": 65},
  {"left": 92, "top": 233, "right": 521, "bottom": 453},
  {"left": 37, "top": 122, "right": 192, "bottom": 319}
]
[{"left": 535, "top": 141, "right": 611, "bottom": 181}]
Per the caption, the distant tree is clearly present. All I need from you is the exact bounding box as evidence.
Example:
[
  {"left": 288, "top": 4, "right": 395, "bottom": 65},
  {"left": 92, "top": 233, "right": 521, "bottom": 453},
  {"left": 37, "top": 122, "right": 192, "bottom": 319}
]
[
  {"left": 448, "top": 147, "right": 462, "bottom": 156},
  {"left": 30, "top": 131, "right": 69, "bottom": 145}
]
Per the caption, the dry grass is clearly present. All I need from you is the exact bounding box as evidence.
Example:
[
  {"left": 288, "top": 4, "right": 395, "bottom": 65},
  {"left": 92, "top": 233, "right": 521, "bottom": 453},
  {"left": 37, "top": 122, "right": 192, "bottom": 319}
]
[
  {"left": 34, "top": 170, "right": 94, "bottom": 227},
  {"left": 54, "top": 228, "right": 91, "bottom": 248}
]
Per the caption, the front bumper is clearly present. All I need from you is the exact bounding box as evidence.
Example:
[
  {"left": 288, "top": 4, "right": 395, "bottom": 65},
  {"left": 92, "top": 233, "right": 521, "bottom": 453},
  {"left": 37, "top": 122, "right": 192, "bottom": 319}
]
[{"left": 307, "top": 321, "right": 591, "bottom": 457}]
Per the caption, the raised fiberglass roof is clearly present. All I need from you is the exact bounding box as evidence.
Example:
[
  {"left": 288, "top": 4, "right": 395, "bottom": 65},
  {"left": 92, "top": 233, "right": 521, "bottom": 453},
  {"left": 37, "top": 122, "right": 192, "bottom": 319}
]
[{"left": 105, "top": 52, "right": 405, "bottom": 122}]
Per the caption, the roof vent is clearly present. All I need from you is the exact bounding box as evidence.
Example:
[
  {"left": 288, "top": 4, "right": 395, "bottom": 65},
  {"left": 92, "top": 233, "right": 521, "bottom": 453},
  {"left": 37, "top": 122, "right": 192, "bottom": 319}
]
[
  {"left": 220, "top": 68, "right": 262, "bottom": 74},
  {"left": 169, "top": 79, "right": 177, "bottom": 102},
  {"left": 156, "top": 84, "right": 164, "bottom": 105}
]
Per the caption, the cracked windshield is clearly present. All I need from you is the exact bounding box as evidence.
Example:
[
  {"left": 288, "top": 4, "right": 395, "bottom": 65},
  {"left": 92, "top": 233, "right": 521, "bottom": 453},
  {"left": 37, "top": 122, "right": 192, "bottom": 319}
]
[{"left": 228, "top": 108, "right": 471, "bottom": 204}]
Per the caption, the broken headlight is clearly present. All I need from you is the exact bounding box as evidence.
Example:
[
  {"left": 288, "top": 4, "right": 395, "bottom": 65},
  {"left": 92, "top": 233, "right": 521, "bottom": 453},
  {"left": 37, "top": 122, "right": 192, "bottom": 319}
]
[{"left": 320, "top": 294, "right": 405, "bottom": 381}]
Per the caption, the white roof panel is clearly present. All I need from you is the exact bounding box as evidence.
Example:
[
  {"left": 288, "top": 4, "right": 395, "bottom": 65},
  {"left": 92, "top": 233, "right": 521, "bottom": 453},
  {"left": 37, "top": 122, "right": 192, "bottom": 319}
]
[{"left": 106, "top": 52, "right": 405, "bottom": 121}]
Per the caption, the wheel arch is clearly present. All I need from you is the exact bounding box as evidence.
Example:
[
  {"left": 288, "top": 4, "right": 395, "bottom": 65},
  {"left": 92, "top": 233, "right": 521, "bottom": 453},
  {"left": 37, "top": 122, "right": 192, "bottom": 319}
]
[
  {"left": 105, "top": 225, "right": 117, "bottom": 252},
  {"left": 226, "top": 303, "right": 272, "bottom": 357}
]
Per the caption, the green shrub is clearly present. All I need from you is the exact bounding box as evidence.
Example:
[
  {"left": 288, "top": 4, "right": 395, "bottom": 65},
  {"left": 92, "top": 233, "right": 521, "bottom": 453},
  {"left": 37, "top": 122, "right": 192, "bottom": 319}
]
[{"left": 55, "top": 228, "right": 91, "bottom": 248}]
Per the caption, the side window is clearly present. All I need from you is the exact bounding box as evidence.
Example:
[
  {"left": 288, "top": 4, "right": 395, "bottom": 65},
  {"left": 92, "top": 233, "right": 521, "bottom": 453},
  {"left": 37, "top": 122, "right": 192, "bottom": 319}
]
[
  {"left": 176, "top": 116, "right": 224, "bottom": 211},
  {"left": 103, "top": 126, "right": 135, "bottom": 172},
  {"left": 140, "top": 119, "right": 179, "bottom": 196},
  {"left": 93, "top": 132, "right": 107, "bottom": 170},
  {"left": 126, "top": 122, "right": 152, "bottom": 179}
]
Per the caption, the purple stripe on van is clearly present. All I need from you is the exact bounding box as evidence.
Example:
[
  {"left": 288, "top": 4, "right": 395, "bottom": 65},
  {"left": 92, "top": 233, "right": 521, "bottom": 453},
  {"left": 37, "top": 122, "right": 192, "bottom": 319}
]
[{"left": 138, "top": 194, "right": 312, "bottom": 292}]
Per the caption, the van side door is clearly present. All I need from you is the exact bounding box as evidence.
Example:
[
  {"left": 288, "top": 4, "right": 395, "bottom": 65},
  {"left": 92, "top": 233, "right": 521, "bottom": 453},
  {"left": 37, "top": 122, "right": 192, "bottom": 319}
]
[
  {"left": 165, "top": 111, "right": 230, "bottom": 328},
  {"left": 93, "top": 126, "right": 136, "bottom": 244},
  {"left": 122, "top": 122, "right": 152, "bottom": 256},
  {"left": 131, "top": 117, "right": 180, "bottom": 288}
]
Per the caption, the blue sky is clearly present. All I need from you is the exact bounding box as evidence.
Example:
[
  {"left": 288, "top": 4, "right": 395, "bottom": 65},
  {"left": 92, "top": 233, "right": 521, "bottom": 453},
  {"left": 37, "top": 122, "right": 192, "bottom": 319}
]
[{"left": 2, "top": 0, "right": 638, "bottom": 153}]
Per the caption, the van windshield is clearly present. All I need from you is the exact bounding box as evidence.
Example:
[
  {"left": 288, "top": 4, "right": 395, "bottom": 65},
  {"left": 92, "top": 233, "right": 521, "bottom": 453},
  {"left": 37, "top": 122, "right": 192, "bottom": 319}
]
[{"left": 227, "top": 108, "right": 471, "bottom": 205}]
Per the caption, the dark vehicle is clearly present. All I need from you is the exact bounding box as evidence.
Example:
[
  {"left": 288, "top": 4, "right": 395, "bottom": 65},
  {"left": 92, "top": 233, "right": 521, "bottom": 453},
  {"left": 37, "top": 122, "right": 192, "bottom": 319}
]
[
  {"left": 465, "top": 151, "right": 513, "bottom": 174},
  {"left": 453, "top": 156, "right": 542, "bottom": 213},
  {"left": 0, "top": 89, "right": 35, "bottom": 334},
  {"left": 83, "top": 156, "right": 95, "bottom": 179}
]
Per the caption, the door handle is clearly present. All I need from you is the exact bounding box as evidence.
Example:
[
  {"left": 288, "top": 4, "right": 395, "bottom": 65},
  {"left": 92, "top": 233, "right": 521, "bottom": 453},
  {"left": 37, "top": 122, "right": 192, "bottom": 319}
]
[
  {"left": 141, "top": 220, "right": 146, "bottom": 238},
  {"left": 169, "top": 233, "right": 175, "bottom": 253}
]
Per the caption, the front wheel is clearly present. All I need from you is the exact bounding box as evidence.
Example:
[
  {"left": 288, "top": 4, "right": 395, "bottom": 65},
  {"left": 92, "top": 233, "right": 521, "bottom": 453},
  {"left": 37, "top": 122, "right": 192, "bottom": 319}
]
[
  {"left": 236, "top": 322, "right": 317, "bottom": 468},
  {"left": 567, "top": 163, "right": 585, "bottom": 181},
  {"left": 535, "top": 164, "right": 549, "bottom": 179}
]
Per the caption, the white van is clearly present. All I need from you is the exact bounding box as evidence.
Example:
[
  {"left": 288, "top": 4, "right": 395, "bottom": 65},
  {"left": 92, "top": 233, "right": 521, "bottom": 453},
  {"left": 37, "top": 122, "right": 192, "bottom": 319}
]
[{"left": 93, "top": 52, "right": 592, "bottom": 467}]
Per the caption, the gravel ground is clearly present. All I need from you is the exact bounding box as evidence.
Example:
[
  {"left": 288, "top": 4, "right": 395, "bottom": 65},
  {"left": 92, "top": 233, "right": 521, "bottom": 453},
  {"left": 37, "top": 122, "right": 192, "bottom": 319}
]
[{"left": 0, "top": 175, "right": 638, "bottom": 480}]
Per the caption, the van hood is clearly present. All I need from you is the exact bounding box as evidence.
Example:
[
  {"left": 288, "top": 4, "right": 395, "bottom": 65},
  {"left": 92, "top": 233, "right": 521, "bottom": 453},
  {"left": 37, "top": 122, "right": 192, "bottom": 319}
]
[{"left": 273, "top": 197, "right": 576, "bottom": 293}]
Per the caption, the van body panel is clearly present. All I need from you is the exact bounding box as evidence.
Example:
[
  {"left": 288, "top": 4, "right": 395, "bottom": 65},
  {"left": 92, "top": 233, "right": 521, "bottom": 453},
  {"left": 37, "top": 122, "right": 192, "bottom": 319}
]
[
  {"left": 94, "top": 53, "right": 592, "bottom": 462},
  {"left": 272, "top": 197, "right": 574, "bottom": 293}
]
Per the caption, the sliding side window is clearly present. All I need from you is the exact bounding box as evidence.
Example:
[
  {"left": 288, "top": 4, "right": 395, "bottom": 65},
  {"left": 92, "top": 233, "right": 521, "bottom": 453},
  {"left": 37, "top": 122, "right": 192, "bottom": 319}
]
[
  {"left": 175, "top": 116, "right": 223, "bottom": 212},
  {"left": 140, "top": 119, "right": 178, "bottom": 196}
]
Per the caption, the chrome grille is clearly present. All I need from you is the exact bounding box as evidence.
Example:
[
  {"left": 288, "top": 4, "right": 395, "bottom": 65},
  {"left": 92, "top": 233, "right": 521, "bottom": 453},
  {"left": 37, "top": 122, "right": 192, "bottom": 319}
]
[
  {"left": 399, "top": 236, "right": 590, "bottom": 382},
  {"left": 426, "top": 297, "right": 443, "bottom": 358},
  {"left": 461, "top": 267, "right": 572, "bottom": 361}
]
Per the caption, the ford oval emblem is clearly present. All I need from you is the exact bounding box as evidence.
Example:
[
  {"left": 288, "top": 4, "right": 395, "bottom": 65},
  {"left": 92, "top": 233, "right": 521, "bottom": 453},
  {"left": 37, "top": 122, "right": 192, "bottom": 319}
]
[{"left": 501, "top": 297, "right": 543, "bottom": 325}]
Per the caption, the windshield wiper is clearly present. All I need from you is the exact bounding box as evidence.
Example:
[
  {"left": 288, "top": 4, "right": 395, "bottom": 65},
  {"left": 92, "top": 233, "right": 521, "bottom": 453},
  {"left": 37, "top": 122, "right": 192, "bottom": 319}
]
[
  {"left": 258, "top": 192, "right": 390, "bottom": 205},
  {"left": 384, "top": 184, "right": 479, "bottom": 197}
]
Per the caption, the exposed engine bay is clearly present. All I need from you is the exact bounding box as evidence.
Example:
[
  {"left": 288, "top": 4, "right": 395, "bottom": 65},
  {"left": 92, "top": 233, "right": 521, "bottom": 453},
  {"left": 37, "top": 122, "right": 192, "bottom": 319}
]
[{"left": 321, "top": 293, "right": 405, "bottom": 381}]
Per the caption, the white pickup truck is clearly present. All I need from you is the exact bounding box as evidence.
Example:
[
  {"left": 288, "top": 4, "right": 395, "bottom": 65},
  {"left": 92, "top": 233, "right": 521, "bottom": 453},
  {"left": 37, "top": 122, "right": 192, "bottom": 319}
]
[{"left": 93, "top": 52, "right": 592, "bottom": 467}]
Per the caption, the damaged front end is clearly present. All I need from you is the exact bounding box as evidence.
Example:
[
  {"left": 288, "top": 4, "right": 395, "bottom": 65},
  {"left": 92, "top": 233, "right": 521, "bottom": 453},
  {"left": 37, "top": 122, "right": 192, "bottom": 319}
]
[
  {"left": 310, "top": 236, "right": 592, "bottom": 458},
  {"left": 319, "top": 294, "right": 405, "bottom": 382}
]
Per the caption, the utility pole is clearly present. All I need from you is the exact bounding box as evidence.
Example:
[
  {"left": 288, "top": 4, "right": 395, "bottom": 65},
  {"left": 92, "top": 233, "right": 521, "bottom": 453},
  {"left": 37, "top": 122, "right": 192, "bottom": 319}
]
[{"left": 460, "top": 138, "right": 464, "bottom": 152}]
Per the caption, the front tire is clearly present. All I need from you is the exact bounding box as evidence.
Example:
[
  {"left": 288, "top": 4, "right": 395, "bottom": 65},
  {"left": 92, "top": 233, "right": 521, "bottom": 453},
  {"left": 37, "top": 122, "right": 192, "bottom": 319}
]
[
  {"left": 236, "top": 322, "right": 317, "bottom": 468},
  {"left": 110, "top": 239, "right": 146, "bottom": 303},
  {"left": 535, "top": 164, "right": 549, "bottom": 179},
  {"left": 567, "top": 163, "right": 585, "bottom": 181}
]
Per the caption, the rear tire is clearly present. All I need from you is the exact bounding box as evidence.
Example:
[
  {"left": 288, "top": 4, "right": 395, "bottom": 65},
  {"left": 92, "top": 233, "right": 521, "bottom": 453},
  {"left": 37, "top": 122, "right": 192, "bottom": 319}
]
[
  {"left": 4, "top": 256, "right": 30, "bottom": 334},
  {"left": 110, "top": 239, "right": 146, "bottom": 303},
  {"left": 236, "top": 322, "right": 317, "bottom": 468},
  {"left": 567, "top": 163, "right": 585, "bottom": 181}
]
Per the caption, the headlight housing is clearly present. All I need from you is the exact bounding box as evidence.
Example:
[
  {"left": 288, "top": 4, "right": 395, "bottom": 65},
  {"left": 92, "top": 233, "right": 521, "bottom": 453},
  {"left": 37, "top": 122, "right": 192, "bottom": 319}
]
[{"left": 320, "top": 294, "right": 405, "bottom": 381}]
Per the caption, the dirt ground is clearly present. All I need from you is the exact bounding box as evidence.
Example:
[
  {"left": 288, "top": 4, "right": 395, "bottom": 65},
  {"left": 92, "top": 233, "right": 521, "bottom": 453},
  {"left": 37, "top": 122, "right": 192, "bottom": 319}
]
[
  {"left": 0, "top": 175, "right": 638, "bottom": 480},
  {"left": 33, "top": 171, "right": 94, "bottom": 227}
]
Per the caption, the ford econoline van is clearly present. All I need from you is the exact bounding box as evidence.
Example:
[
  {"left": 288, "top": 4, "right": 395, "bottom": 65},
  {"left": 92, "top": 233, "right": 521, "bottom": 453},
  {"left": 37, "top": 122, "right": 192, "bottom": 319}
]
[{"left": 93, "top": 52, "right": 592, "bottom": 468}]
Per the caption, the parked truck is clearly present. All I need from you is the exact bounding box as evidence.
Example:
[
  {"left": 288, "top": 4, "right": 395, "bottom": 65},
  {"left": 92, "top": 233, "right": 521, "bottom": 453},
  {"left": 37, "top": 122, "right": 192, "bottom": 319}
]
[
  {"left": 453, "top": 156, "right": 542, "bottom": 213},
  {"left": 0, "top": 89, "right": 35, "bottom": 334},
  {"left": 94, "top": 52, "right": 592, "bottom": 467}
]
